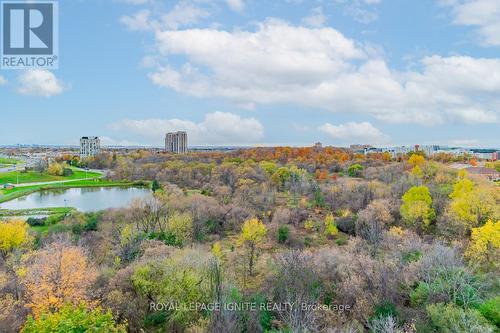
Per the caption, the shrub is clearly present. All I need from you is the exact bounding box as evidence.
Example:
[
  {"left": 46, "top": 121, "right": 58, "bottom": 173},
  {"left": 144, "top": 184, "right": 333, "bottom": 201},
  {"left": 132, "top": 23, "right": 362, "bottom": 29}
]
[
  {"left": 278, "top": 225, "right": 290, "bottom": 244},
  {"left": 347, "top": 164, "right": 364, "bottom": 177},
  {"left": 478, "top": 297, "right": 500, "bottom": 328},
  {"left": 21, "top": 304, "right": 126, "bottom": 333},
  {"left": 427, "top": 303, "right": 494, "bottom": 333}
]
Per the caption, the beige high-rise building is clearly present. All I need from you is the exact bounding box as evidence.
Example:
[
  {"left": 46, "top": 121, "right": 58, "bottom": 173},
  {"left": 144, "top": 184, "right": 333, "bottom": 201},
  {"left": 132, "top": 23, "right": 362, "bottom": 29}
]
[
  {"left": 80, "top": 136, "right": 101, "bottom": 159},
  {"left": 165, "top": 131, "right": 188, "bottom": 154}
]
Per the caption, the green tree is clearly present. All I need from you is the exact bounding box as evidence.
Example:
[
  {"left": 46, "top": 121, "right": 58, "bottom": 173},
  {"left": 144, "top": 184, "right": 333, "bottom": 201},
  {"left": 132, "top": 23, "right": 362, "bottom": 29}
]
[
  {"left": 21, "top": 304, "right": 126, "bottom": 333},
  {"left": 151, "top": 179, "right": 161, "bottom": 192},
  {"left": 347, "top": 164, "right": 364, "bottom": 177},
  {"left": 400, "top": 186, "right": 436, "bottom": 231},
  {"left": 427, "top": 303, "right": 494, "bottom": 333},
  {"left": 132, "top": 249, "right": 212, "bottom": 330},
  {"left": 278, "top": 225, "right": 289, "bottom": 244}
]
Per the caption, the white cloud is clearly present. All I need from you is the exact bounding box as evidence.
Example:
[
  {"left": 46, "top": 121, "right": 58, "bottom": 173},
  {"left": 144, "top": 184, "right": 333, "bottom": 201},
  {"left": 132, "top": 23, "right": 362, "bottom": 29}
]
[
  {"left": 162, "top": 1, "right": 210, "bottom": 30},
  {"left": 443, "top": 0, "right": 500, "bottom": 46},
  {"left": 17, "top": 70, "right": 65, "bottom": 97},
  {"left": 100, "top": 136, "right": 144, "bottom": 147},
  {"left": 334, "top": 0, "right": 381, "bottom": 23},
  {"left": 302, "top": 7, "right": 326, "bottom": 27},
  {"left": 144, "top": 20, "right": 500, "bottom": 125},
  {"left": 121, "top": 9, "right": 153, "bottom": 31},
  {"left": 319, "top": 121, "right": 389, "bottom": 144},
  {"left": 225, "top": 0, "right": 245, "bottom": 12},
  {"left": 0, "top": 75, "right": 6, "bottom": 86},
  {"left": 109, "top": 111, "right": 264, "bottom": 145},
  {"left": 121, "top": 1, "right": 210, "bottom": 31}
]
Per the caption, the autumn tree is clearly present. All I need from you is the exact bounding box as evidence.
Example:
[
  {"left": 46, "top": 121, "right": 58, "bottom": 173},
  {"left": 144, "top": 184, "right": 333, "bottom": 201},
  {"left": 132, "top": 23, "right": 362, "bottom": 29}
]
[
  {"left": 356, "top": 199, "right": 393, "bottom": 256},
  {"left": 21, "top": 240, "right": 97, "bottom": 318},
  {"left": 0, "top": 219, "right": 30, "bottom": 258},
  {"left": 448, "top": 178, "right": 497, "bottom": 229},
  {"left": 408, "top": 154, "right": 425, "bottom": 168},
  {"left": 400, "top": 186, "right": 436, "bottom": 231},
  {"left": 465, "top": 220, "right": 500, "bottom": 270},
  {"left": 237, "top": 218, "right": 267, "bottom": 276},
  {"left": 323, "top": 213, "right": 338, "bottom": 238},
  {"left": 47, "top": 163, "right": 64, "bottom": 176},
  {"left": 167, "top": 212, "right": 193, "bottom": 245}
]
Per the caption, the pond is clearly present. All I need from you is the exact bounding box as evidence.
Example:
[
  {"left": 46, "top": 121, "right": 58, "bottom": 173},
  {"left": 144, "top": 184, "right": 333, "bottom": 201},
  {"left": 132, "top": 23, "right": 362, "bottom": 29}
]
[{"left": 0, "top": 187, "right": 151, "bottom": 212}]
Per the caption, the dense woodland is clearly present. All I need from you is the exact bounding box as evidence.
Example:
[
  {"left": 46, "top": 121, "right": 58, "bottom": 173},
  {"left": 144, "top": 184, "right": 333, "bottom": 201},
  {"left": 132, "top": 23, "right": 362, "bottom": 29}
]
[{"left": 1, "top": 147, "right": 499, "bottom": 332}]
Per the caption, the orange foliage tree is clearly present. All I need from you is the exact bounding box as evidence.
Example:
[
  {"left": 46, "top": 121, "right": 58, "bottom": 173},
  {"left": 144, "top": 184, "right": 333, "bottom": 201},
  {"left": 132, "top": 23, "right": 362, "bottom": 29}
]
[{"left": 21, "top": 240, "right": 97, "bottom": 318}]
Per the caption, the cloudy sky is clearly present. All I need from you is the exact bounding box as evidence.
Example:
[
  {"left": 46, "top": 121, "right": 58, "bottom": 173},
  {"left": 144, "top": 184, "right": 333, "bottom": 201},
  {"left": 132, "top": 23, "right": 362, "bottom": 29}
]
[{"left": 1, "top": 0, "right": 499, "bottom": 147}]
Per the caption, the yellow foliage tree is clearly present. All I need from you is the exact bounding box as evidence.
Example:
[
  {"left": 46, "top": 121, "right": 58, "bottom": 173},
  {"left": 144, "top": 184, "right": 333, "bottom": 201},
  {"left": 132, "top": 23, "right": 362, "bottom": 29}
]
[
  {"left": 21, "top": 241, "right": 97, "bottom": 318},
  {"left": 237, "top": 218, "right": 267, "bottom": 276},
  {"left": 400, "top": 186, "right": 435, "bottom": 230},
  {"left": 324, "top": 214, "right": 339, "bottom": 237},
  {"left": 47, "top": 163, "right": 64, "bottom": 176},
  {"left": 212, "top": 241, "right": 223, "bottom": 260},
  {"left": 448, "top": 179, "right": 497, "bottom": 228},
  {"left": 411, "top": 165, "right": 424, "bottom": 178},
  {"left": 465, "top": 220, "right": 500, "bottom": 269},
  {"left": 0, "top": 219, "right": 30, "bottom": 258},
  {"left": 408, "top": 154, "right": 425, "bottom": 168}
]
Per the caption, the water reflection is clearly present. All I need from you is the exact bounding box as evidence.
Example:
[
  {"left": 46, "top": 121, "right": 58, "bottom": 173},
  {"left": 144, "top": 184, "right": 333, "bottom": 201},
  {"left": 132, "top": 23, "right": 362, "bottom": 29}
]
[{"left": 0, "top": 187, "right": 151, "bottom": 212}]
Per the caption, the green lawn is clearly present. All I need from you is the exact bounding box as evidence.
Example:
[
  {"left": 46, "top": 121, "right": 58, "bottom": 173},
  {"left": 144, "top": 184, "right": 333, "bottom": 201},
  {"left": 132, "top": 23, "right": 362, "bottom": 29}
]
[
  {"left": 0, "top": 167, "right": 101, "bottom": 185},
  {"left": 0, "top": 157, "right": 20, "bottom": 165}
]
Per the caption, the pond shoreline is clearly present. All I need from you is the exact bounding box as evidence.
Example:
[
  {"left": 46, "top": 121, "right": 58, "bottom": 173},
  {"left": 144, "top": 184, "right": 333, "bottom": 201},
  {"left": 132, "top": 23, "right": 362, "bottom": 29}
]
[{"left": 0, "top": 180, "right": 150, "bottom": 204}]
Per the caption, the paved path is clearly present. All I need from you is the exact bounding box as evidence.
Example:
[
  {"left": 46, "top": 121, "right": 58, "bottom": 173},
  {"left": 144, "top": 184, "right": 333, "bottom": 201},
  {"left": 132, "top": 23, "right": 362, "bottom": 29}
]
[{"left": 13, "top": 177, "right": 102, "bottom": 188}]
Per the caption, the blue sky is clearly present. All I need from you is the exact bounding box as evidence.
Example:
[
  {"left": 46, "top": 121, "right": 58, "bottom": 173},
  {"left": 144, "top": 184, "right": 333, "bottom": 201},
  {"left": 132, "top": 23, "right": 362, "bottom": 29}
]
[{"left": 0, "top": 0, "right": 499, "bottom": 148}]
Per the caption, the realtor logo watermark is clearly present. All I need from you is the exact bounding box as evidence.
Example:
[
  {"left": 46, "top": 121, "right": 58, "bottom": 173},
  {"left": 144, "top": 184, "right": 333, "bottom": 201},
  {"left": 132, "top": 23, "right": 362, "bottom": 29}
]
[{"left": 1, "top": 0, "right": 58, "bottom": 69}]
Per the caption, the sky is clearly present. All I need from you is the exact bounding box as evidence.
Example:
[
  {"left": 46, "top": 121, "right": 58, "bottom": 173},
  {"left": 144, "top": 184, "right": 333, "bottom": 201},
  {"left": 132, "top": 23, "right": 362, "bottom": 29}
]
[{"left": 0, "top": 0, "right": 499, "bottom": 148}]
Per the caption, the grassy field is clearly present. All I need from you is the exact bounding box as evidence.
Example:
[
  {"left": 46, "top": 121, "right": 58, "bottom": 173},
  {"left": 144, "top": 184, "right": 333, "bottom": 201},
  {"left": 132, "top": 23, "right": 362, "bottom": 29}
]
[
  {"left": 0, "top": 167, "right": 101, "bottom": 185},
  {"left": 0, "top": 157, "right": 20, "bottom": 165},
  {"left": 0, "top": 179, "right": 147, "bottom": 204},
  {"left": 0, "top": 207, "right": 74, "bottom": 217}
]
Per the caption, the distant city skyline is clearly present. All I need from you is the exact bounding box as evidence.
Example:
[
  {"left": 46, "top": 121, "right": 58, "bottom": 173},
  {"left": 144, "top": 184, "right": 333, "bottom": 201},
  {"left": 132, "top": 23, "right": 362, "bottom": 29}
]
[{"left": 0, "top": 0, "right": 499, "bottom": 148}]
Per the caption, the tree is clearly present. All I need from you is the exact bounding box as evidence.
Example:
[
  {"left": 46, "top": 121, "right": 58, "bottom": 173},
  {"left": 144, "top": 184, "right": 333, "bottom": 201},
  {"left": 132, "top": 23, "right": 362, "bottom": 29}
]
[
  {"left": 237, "top": 218, "right": 267, "bottom": 276},
  {"left": 408, "top": 154, "right": 425, "bottom": 168},
  {"left": 356, "top": 199, "right": 393, "bottom": 256},
  {"left": 400, "top": 186, "right": 435, "bottom": 231},
  {"left": 21, "top": 240, "right": 97, "bottom": 318},
  {"left": 21, "top": 304, "right": 126, "bottom": 333},
  {"left": 167, "top": 212, "right": 193, "bottom": 245},
  {"left": 324, "top": 213, "right": 338, "bottom": 237},
  {"left": 278, "top": 225, "right": 290, "bottom": 244},
  {"left": 0, "top": 219, "right": 30, "bottom": 258},
  {"left": 151, "top": 179, "right": 161, "bottom": 192},
  {"left": 47, "top": 163, "right": 64, "bottom": 176},
  {"left": 465, "top": 220, "right": 499, "bottom": 270},
  {"left": 131, "top": 248, "right": 212, "bottom": 330},
  {"left": 448, "top": 179, "right": 497, "bottom": 229},
  {"left": 427, "top": 303, "right": 494, "bottom": 333},
  {"left": 347, "top": 164, "right": 364, "bottom": 177}
]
